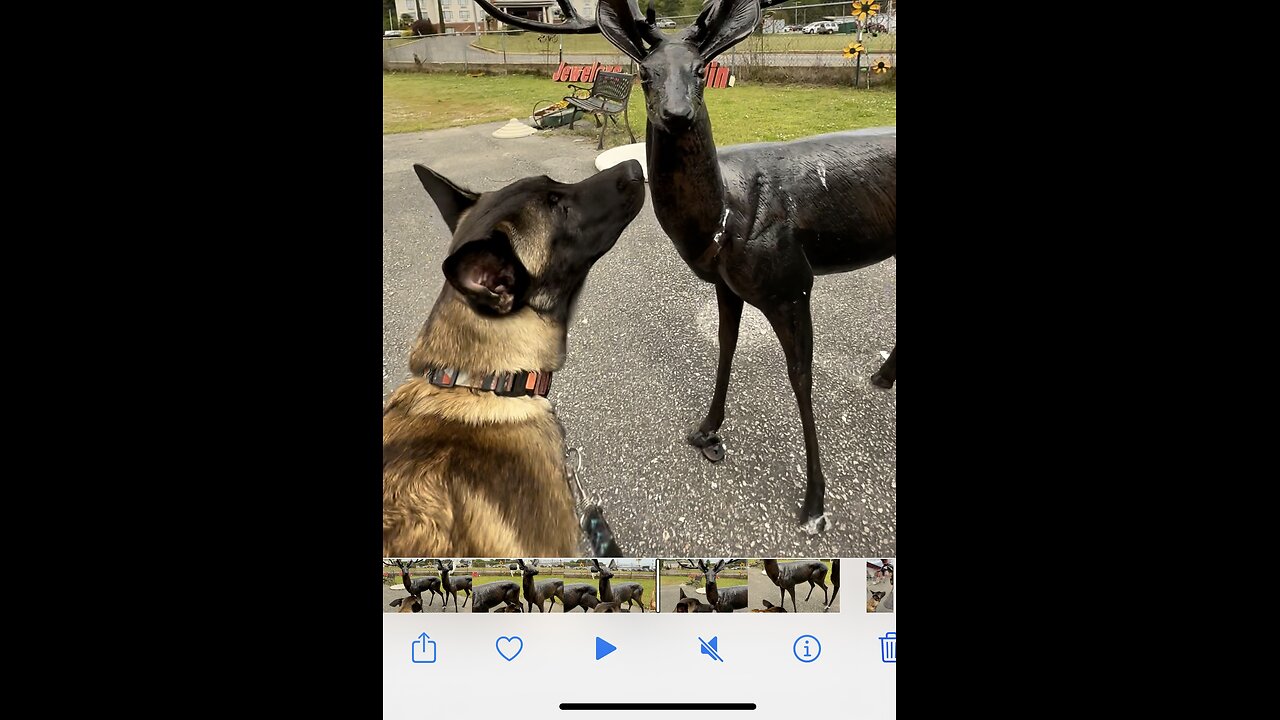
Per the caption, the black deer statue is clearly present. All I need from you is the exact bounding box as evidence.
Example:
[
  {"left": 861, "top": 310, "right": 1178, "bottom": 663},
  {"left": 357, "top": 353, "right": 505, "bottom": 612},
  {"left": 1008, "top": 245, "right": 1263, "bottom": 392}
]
[
  {"left": 763, "top": 559, "right": 829, "bottom": 612},
  {"left": 680, "top": 559, "right": 746, "bottom": 612},
  {"left": 519, "top": 559, "right": 566, "bottom": 612},
  {"left": 471, "top": 0, "right": 894, "bottom": 540},
  {"left": 591, "top": 558, "right": 646, "bottom": 612},
  {"left": 591, "top": 556, "right": 645, "bottom": 609},
  {"left": 825, "top": 558, "right": 840, "bottom": 612},
  {"left": 472, "top": 577, "right": 523, "bottom": 612},
  {"left": 437, "top": 559, "right": 473, "bottom": 612},
  {"left": 561, "top": 578, "right": 602, "bottom": 612},
  {"left": 386, "top": 559, "right": 444, "bottom": 607}
]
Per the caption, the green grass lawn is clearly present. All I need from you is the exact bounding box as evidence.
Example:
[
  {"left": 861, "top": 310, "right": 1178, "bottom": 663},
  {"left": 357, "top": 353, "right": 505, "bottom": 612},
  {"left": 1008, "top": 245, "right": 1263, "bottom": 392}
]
[
  {"left": 383, "top": 72, "right": 895, "bottom": 143},
  {"left": 659, "top": 573, "right": 749, "bottom": 588},
  {"left": 472, "top": 31, "right": 895, "bottom": 54}
]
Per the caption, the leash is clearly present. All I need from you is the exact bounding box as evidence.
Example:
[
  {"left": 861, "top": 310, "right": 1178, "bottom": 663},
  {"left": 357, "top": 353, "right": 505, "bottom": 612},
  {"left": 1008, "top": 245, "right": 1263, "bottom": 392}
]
[{"left": 566, "top": 447, "right": 623, "bottom": 557}]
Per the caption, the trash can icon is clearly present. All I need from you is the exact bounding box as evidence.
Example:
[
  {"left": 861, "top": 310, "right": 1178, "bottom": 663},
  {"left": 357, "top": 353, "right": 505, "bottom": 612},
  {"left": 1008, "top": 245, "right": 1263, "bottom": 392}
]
[{"left": 879, "top": 632, "right": 896, "bottom": 663}]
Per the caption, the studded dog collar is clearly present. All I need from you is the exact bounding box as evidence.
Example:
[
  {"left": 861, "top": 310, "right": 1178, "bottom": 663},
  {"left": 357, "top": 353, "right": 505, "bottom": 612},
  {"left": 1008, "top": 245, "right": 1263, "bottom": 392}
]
[{"left": 423, "top": 367, "right": 554, "bottom": 398}]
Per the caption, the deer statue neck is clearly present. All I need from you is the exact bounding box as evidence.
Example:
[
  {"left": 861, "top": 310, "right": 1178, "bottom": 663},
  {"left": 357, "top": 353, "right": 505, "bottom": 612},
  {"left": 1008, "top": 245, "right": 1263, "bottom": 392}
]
[
  {"left": 599, "top": 574, "right": 613, "bottom": 602},
  {"left": 764, "top": 560, "right": 780, "bottom": 583},
  {"left": 704, "top": 576, "right": 719, "bottom": 606},
  {"left": 400, "top": 569, "right": 414, "bottom": 593},
  {"left": 522, "top": 572, "right": 534, "bottom": 598},
  {"left": 645, "top": 103, "right": 728, "bottom": 268}
]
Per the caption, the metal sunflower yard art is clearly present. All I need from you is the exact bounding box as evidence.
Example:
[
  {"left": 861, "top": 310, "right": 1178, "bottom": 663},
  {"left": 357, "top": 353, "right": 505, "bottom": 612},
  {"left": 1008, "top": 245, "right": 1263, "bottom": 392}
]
[
  {"left": 873, "top": 59, "right": 891, "bottom": 73},
  {"left": 852, "top": 1, "right": 880, "bottom": 20},
  {"left": 843, "top": 42, "right": 865, "bottom": 60}
]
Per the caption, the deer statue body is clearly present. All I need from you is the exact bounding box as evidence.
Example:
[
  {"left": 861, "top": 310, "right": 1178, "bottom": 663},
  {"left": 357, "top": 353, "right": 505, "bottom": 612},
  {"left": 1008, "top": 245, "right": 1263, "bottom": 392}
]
[
  {"left": 519, "top": 559, "right": 566, "bottom": 612},
  {"left": 437, "top": 559, "right": 473, "bottom": 612},
  {"left": 561, "top": 581, "right": 601, "bottom": 612},
  {"left": 825, "top": 558, "right": 840, "bottom": 612},
  {"left": 387, "top": 559, "right": 444, "bottom": 607},
  {"left": 472, "top": 580, "right": 523, "bottom": 612},
  {"left": 681, "top": 559, "right": 746, "bottom": 612},
  {"left": 472, "top": 0, "right": 896, "bottom": 536},
  {"left": 591, "top": 559, "right": 646, "bottom": 612},
  {"left": 763, "top": 559, "right": 829, "bottom": 612}
]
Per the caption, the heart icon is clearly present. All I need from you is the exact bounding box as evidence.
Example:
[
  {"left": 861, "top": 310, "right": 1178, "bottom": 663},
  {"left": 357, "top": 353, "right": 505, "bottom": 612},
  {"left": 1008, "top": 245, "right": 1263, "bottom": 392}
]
[{"left": 495, "top": 636, "right": 523, "bottom": 661}]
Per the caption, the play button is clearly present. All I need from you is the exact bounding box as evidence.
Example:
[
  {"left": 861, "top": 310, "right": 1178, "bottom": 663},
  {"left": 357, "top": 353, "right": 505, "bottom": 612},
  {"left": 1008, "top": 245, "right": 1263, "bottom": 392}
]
[{"left": 595, "top": 637, "right": 617, "bottom": 660}]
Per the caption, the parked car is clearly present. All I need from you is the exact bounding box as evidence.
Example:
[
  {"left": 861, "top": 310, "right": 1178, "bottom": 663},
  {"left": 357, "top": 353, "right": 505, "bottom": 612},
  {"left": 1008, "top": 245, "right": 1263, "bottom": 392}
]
[
  {"left": 656, "top": 18, "right": 677, "bottom": 28},
  {"left": 802, "top": 21, "right": 839, "bottom": 34},
  {"left": 383, "top": 30, "right": 402, "bottom": 38},
  {"left": 784, "top": 24, "right": 803, "bottom": 32}
]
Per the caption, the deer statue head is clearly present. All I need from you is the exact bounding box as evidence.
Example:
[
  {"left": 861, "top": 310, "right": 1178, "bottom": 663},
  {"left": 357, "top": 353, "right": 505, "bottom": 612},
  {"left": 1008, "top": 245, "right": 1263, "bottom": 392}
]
[
  {"left": 472, "top": 0, "right": 780, "bottom": 133},
  {"left": 592, "top": 558, "right": 614, "bottom": 581},
  {"left": 518, "top": 559, "right": 540, "bottom": 577}
]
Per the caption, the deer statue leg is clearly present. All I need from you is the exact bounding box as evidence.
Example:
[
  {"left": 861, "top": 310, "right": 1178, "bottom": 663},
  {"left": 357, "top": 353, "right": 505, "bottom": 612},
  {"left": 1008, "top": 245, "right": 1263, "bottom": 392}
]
[
  {"left": 871, "top": 345, "right": 896, "bottom": 388},
  {"left": 688, "top": 282, "right": 744, "bottom": 462},
  {"left": 788, "top": 586, "right": 798, "bottom": 613},
  {"left": 762, "top": 291, "right": 830, "bottom": 534},
  {"left": 804, "top": 581, "right": 817, "bottom": 601}
]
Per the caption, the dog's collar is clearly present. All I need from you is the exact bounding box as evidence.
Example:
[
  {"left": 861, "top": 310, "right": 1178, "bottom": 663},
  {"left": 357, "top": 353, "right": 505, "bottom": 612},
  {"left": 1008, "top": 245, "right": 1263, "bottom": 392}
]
[{"left": 422, "top": 367, "right": 553, "bottom": 398}]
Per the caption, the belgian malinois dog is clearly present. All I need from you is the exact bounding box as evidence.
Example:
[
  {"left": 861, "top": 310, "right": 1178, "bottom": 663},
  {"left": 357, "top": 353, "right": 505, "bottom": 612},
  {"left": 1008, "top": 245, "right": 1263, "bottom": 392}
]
[{"left": 383, "top": 160, "right": 646, "bottom": 557}]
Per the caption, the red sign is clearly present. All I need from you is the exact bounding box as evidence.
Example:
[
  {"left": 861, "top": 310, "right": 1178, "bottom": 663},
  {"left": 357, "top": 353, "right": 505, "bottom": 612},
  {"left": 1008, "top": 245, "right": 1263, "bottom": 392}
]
[
  {"left": 552, "top": 61, "right": 624, "bottom": 82},
  {"left": 703, "top": 60, "right": 731, "bottom": 89},
  {"left": 551, "top": 60, "right": 732, "bottom": 88}
]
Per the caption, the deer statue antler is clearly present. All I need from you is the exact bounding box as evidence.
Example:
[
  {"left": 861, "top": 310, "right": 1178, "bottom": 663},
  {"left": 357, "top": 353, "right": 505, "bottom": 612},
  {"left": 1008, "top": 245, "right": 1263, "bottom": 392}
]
[{"left": 472, "top": 0, "right": 599, "bottom": 34}]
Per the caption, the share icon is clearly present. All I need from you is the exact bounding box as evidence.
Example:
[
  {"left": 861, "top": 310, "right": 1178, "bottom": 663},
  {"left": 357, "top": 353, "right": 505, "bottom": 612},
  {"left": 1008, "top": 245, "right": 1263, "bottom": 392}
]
[{"left": 698, "top": 636, "right": 724, "bottom": 662}]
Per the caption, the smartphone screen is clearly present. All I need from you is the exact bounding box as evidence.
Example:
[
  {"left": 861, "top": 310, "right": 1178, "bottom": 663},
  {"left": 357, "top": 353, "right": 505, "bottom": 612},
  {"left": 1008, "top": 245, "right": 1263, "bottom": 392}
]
[{"left": 383, "top": 6, "right": 896, "bottom": 713}]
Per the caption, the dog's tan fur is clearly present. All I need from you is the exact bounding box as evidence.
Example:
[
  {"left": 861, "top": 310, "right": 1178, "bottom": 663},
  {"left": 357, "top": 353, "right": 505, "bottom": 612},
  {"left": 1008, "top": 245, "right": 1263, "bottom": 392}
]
[
  {"left": 384, "top": 285, "right": 577, "bottom": 558},
  {"left": 389, "top": 596, "right": 422, "bottom": 613},
  {"left": 385, "top": 161, "right": 645, "bottom": 559}
]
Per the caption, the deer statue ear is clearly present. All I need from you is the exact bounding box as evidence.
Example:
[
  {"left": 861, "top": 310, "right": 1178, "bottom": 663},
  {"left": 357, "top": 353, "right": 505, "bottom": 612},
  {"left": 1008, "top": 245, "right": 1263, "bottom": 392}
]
[
  {"left": 442, "top": 234, "right": 529, "bottom": 316},
  {"left": 414, "top": 164, "right": 479, "bottom": 233},
  {"left": 686, "top": 0, "right": 761, "bottom": 63},
  {"left": 598, "top": 0, "right": 649, "bottom": 63}
]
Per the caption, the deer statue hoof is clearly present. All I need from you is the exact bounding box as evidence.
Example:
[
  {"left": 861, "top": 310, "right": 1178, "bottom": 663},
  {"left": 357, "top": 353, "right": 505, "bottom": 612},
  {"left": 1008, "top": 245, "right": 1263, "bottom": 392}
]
[
  {"left": 800, "top": 513, "right": 830, "bottom": 535},
  {"left": 687, "top": 430, "right": 726, "bottom": 462},
  {"left": 870, "top": 372, "right": 895, "bottom": 389}
]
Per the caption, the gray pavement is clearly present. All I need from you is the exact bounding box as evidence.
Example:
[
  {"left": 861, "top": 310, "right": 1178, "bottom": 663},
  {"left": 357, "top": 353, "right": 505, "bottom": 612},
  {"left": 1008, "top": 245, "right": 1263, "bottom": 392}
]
[
  {"left": 384, "top": 122, "right": 895, "bottom": 558},
  {"left": 746, "top": 562, "right": 839, "bottom": 613}
]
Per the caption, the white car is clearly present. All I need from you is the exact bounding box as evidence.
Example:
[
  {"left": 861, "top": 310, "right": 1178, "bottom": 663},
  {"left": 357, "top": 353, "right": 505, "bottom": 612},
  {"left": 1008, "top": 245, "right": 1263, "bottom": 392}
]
[
  {"left": 655, "top": 18, "right": 676, "bottom": 29},
  {"left": 802, "top": 21, "right": 838, "bottom": 34}
]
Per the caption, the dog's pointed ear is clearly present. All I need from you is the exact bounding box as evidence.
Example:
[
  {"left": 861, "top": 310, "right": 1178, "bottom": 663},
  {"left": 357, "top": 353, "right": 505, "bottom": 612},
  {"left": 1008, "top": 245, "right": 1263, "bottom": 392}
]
[
  {"left": 442, "top": 234, "right": 528, "bottom": 315},
  {"left": 414, "top": 164, "right": 479, "bottom": 233}
]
